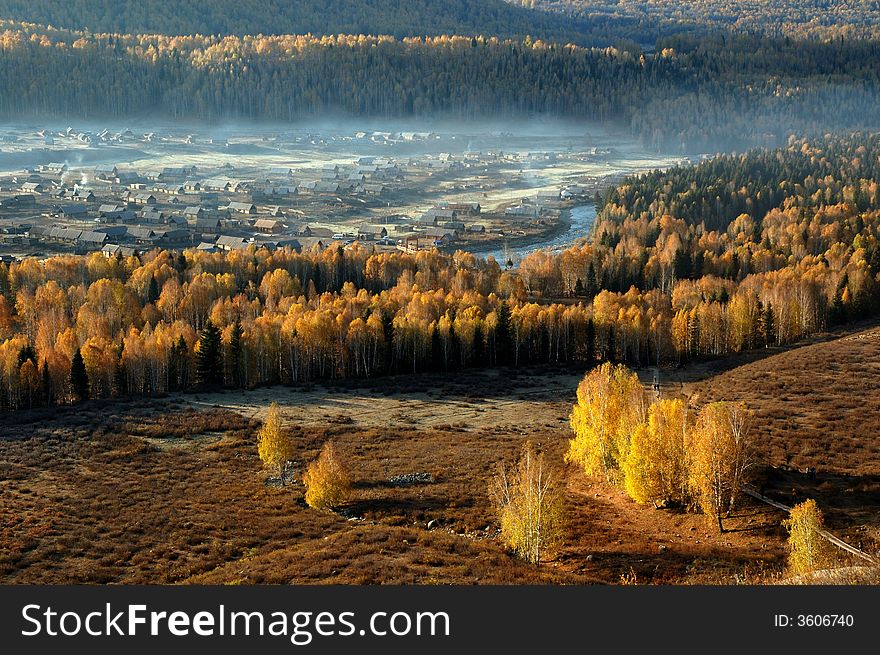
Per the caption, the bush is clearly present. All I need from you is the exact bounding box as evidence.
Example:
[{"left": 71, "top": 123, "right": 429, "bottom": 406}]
[
  {"left": 257, "top": 402, "right": 294, "bottom": 479},
  {"left": 303, "top": 440, "right": 352, "bottom": 510},
  {"left": 784, "top": 499, "right": 836, "bottom": 576}
]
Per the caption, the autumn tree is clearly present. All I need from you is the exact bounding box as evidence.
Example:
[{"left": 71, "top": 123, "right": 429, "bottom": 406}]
[
  {"left": 69, "top": 347, "right": 89, "bottom": 402},
  {"left": 784, "top": 499, "right": 836, "bottom": 576},
  {"left": 303, "top": 440, "right": 352, "bottom": 510},
  {"left": 623, "top": 398, "right": 689, "bottom": 507},
  {"left": 489, "top": 441, "right": 564, "bottom": 564},
  {"left": 257, "top": 402, "right": 294, "bottom": 480},
  {"left": 566, "top": 362, "right": 646, "bottom": 481},
  {"left": 686, "top": 402, "right": 753, "bottom": 532}
]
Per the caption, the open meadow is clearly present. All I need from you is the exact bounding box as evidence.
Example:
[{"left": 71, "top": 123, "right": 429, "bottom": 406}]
[{"left": 5, "top": 322, "right": 879, "bottom": 585}]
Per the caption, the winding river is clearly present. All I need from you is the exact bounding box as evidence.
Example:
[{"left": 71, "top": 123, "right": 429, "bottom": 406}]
[{"left": 480, "top": 203, "right": 597, "bottom": 265}]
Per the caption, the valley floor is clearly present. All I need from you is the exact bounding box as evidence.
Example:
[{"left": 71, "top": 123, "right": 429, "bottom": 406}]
[{"left": 2, "top": 324, "right": 879, "bottom": 584}]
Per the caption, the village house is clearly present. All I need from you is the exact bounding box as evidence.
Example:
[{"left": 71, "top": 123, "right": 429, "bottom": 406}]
[
  {"left": 441, "top": 201, "right": 481, "bottom": 215},
  {"left": 101, "top": 243, "right": 140, "bottom": 258},
  {"left": 184, "top": 206, "right": 205, "bottom": 220},
  {"left": 93, "top": 225, "right": 128, "bottom": 239},
  {"left": 77, "top": 230, "right": 109, "bottom": 249},
  {"left": 505, "top": 203, "right": 539, "bottom": 218},
  {"left": 56, "top": 204, "right": 89, "bottom": 219},
  {"left": 215, "top": 235, "right": 249, "bottom": 251},
  {"left": 254, "top": 218, "right": 284, "bottom": 234},
  {"left": 126, "top": 226, "right": 157, "bottom": 243},
  {"left": 114, "top": 171, "right": 141, "bottom": 186},
  {"left": 226, "top": 202, "right": 257, "bottom": 215},
  {"left": 0, "top": 194, "right": 36, "bottom": 208},
  {"left": 261, "top": 238, "right": 302, "bottom": 252},
  {"left": 314, "top": 181, "right": 341, "bottom": 195},
  {"left": 133, "top": 193, "right": 157, "bottom": 205},
  {"left": 40, "top": 163, "right": 67, "bottom": 174},
  {"left": 195, "top": 216, "right": 222, "bottom": 233},
  {"left": 94, "top": 164, "right": 118, "bottom": 179},
  {"left": 71, "top": 188, "right": 96, "bottom": 202},
  {"left": 140, "top": 209, "right": 167, "bottom": 224}
]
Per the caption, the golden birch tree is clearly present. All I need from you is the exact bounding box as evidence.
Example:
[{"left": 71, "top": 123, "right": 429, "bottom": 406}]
[
  {"left": 623, "top": 397, "right": 690, "bottom": 507},
  {"left": 566, "top": 362, "right": 647, "bottom": 481},
  {"left": 257, "top": 402, "right": 294, "bottom": 480},
  {"left": 784, "top": 499, "right": 836, "bottom": 576},
  {"left": 490, "top": 441, "right": 564, "bottom": 564},
  {"left": 303, "top": 440, "right": 352, "bottom": 509},
  {"left": 686, "top": 402, "right": 753, "bottom": 532}
]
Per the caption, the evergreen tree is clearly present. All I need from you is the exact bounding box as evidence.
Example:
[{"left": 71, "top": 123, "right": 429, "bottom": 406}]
[
  {"left": 229, "top": 319, "right": 244, "bottom": 387},
  {"left": 473, "top": 322, "right": 485, "bottom": 367},
  {"left": 430, "top": 324, "right": 443, "bottom": 371},
  {"left": 195, "top": 320, "right": 223, "bottom": 386},
  {"left": 70, "top": 348, "right": 89, "bottom": 402},
  {"left": 41, "top": 360, "right": 51, "bottom": 406},
  {"left": 381, "top": 310, "right": 395, "bottom": 373},
  {"left": 147, "top": 274, "right": 160, "bottom": 304},
  {"left": 113, "top": 359, "right": 127, "bottom": 397},
  {"left": 18, "top": 344, "right": 37, "bottom": 368},
  {"left": 761, "top": 302, "right": 776, "bottom": 347},
  {"left": 585, "top": 318, "right": 596, "bottom": 366},
  {"left": 175, "top": 336, "right": 190, "bottom": 388},
  {"left": 495, "top": 301, "right": 513, "bottom": 366}
]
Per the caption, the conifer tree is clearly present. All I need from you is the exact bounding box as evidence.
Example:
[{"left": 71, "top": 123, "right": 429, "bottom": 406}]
[
  {"left": 195, "top": 320, "right": 222, "bottom": 386},
  {"left": 70, "top": 348, "right": 89, "bottom": 402}
]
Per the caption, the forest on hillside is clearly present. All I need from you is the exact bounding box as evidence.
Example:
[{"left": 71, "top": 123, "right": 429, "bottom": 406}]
[
  {"left": 514, "top": 0, "right": 880, "bottom": 40},
  {"left": 0, "top": 0, "right": 599, "bottom": 45},
  {"left": 2, "top": 134, "right": 880, "bottom": 411},
  {"left": 0, "top": 24, "right": 879, "bottom": 151}
]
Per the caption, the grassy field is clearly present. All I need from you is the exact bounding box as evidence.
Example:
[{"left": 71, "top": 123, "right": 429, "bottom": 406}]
[{"left": 3, "top": 325, "right": 879, "bottom": 585}]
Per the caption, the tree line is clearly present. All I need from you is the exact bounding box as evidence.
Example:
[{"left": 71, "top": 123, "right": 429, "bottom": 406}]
[
  {"left": 520, "top": 0, "right": 880, "bottom": 41},
  {"left": 0, "top": 0, "right": 597, "bottom": 45},
  {"left": 2, "top": 134, "right": 880, "bottom": 409},
  {"left": 0, "top": 23, "right": 879, "bottom": 150}
]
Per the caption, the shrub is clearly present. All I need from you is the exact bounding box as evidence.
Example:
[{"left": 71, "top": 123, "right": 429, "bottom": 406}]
[
  {"left": 303, "top": 440, "right": 352, "bottom": 509},
  {"left": 784, "top": 499, "right": 836, "bottom": 576},
  {"left": 257, "top": 402, "right": 293, "bottom": 479}
]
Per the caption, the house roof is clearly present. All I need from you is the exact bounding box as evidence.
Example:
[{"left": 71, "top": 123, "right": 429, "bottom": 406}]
[{"left": 215, "top": 235, "right": 248, "bottom": 249}]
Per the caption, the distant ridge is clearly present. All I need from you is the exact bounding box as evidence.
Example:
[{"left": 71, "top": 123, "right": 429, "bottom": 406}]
[{"left": 0, "top": 0, "right": 599, "bottom": 44}]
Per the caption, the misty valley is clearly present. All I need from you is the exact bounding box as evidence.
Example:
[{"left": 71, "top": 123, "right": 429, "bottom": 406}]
[{"left": 1, "top": 1, "right": 879, "bottom": 592}]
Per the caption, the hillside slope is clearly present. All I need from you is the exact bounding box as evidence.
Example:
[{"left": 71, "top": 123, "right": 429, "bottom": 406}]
[
  {"left": 0, "top": 0, "right": 597, "bottom": 43},
  {"left": 690, "top": 325, "right": 880, "bottom": 477}
]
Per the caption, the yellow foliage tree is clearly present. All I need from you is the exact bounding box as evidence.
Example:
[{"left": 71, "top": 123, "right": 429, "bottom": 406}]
[
  {"left": 257, "top": 402, "right": 294, "bottom": 480},
  {"left": 623, "top": 398, "right": 690, "bottom": 507},
  {"left": 490, "top": 441, "right": 564, "bottom": 564},
  {"left": 303, "top": 440, "right": 352, "bottom": 509},
  {"left": 566, "top": 362, "right": 646, "bottom": 481},
  {"left": 686, "top": 402, "right": 753, "bottom": 532},
  {"left": 784, "top": 499, "right": 836, "bottom": 576}
]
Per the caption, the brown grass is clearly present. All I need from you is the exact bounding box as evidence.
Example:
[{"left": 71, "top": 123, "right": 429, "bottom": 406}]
[{"left": 4, "top": 331, "right": 878, "bottom": 586}]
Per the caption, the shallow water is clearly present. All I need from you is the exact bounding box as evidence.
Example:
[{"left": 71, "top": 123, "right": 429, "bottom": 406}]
[{"left": 481, "top": 203, "right": 597, "bottom": 266}]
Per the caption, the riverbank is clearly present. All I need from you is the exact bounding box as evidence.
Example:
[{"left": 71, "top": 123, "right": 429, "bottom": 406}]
[
  {"left": 462, "top": 206, "right": 573, "bottom": 258},
  {"left": 467, "top": 204, "right": 597, "bottom": 264}
]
